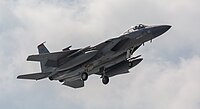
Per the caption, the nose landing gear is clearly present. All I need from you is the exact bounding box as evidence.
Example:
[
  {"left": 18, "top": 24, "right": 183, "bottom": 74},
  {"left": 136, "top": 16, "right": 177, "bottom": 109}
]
[{"left": 81, "top": 72, "right": 88, "bottom": 81}]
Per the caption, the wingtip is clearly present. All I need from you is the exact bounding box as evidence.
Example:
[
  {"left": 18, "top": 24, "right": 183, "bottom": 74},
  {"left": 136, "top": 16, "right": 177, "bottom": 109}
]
[
  {"left": 37, "top": 41, "right": 46, "bottom": 48},
  {"left": 26, "top": 56, "right": 30, "bottom": 61},
  {"left": 17, "top": 75, "right": 22, "bottom": 79},
  {"left": 26, "top": 55, "right": 33, "bottom": 61}
]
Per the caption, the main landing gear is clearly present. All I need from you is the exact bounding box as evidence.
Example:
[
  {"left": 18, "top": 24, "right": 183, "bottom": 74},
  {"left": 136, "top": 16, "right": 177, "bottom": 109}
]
[
  {"left": 102, "top": 76, "right": 109, "bottom": 85},
  {"left": 100, "top": 67, "right": 109, "bottom": 85},
  {"left": 80, "top": 67, "right": 110, "bottom": 85}
]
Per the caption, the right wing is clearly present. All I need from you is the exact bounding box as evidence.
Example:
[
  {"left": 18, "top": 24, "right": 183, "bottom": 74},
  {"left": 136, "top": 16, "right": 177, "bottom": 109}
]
[
  {"left": 17, "top": 72, "right": 51, "bottom": 80},
  {"left": 62, "top": 79, "right": 84, "bottom": 88}
]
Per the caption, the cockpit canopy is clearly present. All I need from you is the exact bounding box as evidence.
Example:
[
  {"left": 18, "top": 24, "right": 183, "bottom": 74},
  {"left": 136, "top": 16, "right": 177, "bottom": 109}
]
[{"left": 123, "top": 24, "right": 148, "bottom": 35}]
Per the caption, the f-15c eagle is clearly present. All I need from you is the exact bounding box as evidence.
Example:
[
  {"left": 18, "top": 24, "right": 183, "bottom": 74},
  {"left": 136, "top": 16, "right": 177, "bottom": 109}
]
[{"left": 17, "top": 24, "right": 171, "bottom": 88}]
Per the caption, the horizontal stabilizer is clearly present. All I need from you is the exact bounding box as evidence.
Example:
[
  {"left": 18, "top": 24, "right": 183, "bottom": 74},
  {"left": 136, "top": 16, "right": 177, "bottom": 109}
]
[
  {"left": 17, "top": 72, "right": 51, "bottom": 80},
  {"left": 45, "top": 59, "right": 58, "bottom": 67},
  {"left": 63, "top": 79, "right": 84, "bottom": 88}
]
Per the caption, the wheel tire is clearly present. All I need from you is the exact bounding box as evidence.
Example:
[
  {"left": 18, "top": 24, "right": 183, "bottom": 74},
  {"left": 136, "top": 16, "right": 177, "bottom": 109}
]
[
  {"left": 49, "top": 77, "right": 53, "bottom": 81},
  {"left": 81, "top": 72, "right": 88, "bottom": 81},
  {"left": 128, "top": 62, "right": 133, "bottom": 67},
  {"left": 59, "top": 79, "right": 64, "bottom": 82},
  {"left": 102, "top": 76, "right": 109, "bottom": 85}
]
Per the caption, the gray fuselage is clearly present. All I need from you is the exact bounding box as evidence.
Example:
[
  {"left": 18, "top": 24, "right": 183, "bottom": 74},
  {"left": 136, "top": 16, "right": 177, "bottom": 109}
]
[{"left": 52, "top": 25, "right": 171, "bottom": 81}]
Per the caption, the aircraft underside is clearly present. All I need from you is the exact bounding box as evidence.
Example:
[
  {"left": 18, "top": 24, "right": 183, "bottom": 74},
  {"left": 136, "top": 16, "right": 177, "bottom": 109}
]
[{"left": 17, "top": 24, "right": 171, "bottom": 88}]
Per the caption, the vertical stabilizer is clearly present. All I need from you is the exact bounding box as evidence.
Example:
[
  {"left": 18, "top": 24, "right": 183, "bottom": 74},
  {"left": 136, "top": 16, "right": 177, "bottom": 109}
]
[
  {"left": 37, "top": 42, "right": 54, "bottom": 73},
  {"left": 38, "top": 42, "right": 49, "bottom": 54}
]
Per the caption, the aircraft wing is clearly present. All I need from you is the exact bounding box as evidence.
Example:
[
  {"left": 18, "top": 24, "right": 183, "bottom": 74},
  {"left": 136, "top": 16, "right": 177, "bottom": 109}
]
[
  {"left": 17, "top": 72, "right": 51, "bottom": 80},
  {"left": 62, "top": 79, "right": 84, "bottom": 88},
  {"left": 27, "top": 49, "right": 78, "bottom": 62}
]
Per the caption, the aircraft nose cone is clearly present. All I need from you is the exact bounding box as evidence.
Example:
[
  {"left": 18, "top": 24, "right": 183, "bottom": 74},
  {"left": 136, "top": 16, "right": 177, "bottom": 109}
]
[{"left": 151, "top": 25, "right": 171, "bottom": 37}]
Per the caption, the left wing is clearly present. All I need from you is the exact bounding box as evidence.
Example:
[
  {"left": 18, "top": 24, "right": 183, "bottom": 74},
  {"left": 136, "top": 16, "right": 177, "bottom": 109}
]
[
  {"left": 63, "top": 79, "right": 84, "bottom": 88},
  {"left": 27, "top": 50, "right": 78, "bottom": 62}
]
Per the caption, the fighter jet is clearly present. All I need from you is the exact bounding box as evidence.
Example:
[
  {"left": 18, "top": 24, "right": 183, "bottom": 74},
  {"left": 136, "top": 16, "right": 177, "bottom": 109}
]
[{"left": 17, "top": 24, "right": 171, "bottom": 88}]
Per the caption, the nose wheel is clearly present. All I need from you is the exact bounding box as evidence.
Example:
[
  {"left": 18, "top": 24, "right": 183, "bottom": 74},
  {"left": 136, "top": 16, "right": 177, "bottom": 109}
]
[
  {"left": 81, "top": 72, "right": 88, "bottom": 81},
  {"left": 102, "top": 76, "right": 109, "bottom": 85}
]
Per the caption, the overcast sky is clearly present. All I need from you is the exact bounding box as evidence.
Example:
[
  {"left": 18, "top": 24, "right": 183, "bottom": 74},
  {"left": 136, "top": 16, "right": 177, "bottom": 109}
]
[{"left": 0, "top": 0, "right": 200, "bottom": 109}]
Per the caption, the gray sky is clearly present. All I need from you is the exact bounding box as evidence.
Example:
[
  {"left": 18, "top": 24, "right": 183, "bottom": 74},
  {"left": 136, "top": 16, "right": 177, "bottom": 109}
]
[{"left": 0, "top": 0, "right": 200, "bottom": 109}]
